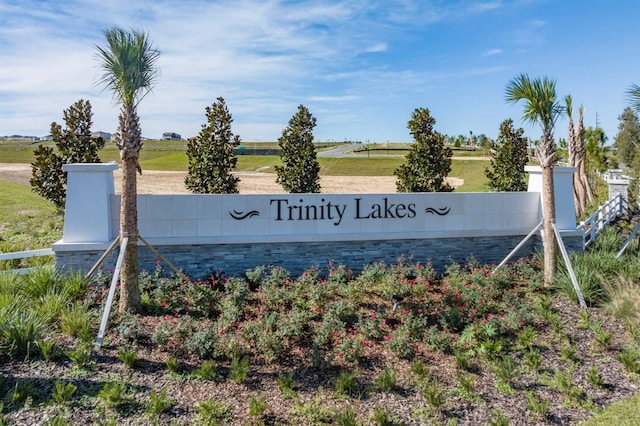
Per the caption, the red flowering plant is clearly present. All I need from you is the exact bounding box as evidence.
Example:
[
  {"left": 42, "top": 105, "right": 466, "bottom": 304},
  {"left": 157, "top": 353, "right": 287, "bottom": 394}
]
[
  {"left": 84, "top": 265, "right": 114, "bottom": 309},
  {"left": 143, "top": 268, "right": 224, "bottom": 319},
  {"left": 434, "top": 260, "right": 536, "bottom": 346},
  {"left": 325, "top": 261, "right": 353, "bottom": 289},
  {"left": 331, "top": 329, "right": 363, "bottom": 365}
]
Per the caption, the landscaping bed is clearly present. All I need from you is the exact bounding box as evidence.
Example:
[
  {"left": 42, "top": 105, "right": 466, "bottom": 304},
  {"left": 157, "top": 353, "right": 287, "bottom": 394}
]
[{"left": 2, "top": 244, "right": 640, "bottom": 425}]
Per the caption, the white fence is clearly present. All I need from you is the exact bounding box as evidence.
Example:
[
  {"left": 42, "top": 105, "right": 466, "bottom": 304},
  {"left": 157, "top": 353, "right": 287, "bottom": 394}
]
[
  {"left": 578, "top": 193, "right": 627, "bottom": 248},
  {"left": 0, "top": 248, "right": 54, "bottom": 275}
]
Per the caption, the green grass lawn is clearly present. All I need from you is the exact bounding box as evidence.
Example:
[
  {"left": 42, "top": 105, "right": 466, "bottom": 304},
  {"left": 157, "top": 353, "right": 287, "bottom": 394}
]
[
  {"left": 1, "top": 140, "right": 491, "bottom": 191},
  {"left": 581, "top": 393, "right": 640, "bottom": 425},
  {"left": 0, "top": 181, "right": 61, "bottom": 268}
]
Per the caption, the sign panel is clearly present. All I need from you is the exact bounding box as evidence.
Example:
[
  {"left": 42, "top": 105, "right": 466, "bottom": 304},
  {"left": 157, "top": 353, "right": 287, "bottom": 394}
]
[{"left": 131, "top": 192, "right": 541, "bottom": 243}]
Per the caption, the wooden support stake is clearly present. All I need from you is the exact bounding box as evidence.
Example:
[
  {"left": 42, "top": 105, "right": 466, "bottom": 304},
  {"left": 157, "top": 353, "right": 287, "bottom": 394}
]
[
  {"left": 493, "top": 221, "right": 543, "bottom": 274},
  {"left": 138, "top": 234, "right": 182, "bottom": 277},
  {"left": 85, "top": 237, "right": 121, "bottom": 280}
]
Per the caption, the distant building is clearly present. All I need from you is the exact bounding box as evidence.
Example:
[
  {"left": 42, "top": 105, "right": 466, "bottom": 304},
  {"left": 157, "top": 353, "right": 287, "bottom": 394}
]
[
  {"left": 3, "top": 135, "right": 40, "bottom": 141},
  {"left": 162, "top": 132, "right": 182, "bottom": 140},
  {"left": 92, "top": 131, "right": 112, "bottom": 140}
]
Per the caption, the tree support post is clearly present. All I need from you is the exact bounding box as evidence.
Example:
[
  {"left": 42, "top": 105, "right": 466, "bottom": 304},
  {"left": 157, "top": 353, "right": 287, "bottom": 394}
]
[
  {"left": 552, "top": 222, "right": 587, "bottom": 309},
  {"left": 95, "top": 235, "right": 128, "bottom": 350}
]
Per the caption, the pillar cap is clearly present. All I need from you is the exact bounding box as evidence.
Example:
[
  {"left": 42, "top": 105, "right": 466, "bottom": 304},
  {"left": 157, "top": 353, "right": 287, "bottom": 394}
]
[
  {"left": 525, "top": 165, "right": 576, "bottom": 173},
  {"left": 63, "top": 162, "right": 119, "bottom": 172}
]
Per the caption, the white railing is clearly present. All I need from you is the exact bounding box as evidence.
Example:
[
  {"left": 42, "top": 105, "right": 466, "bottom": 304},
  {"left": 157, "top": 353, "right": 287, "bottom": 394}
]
[
  {"left": 578, "top": 193, "right": 626, "bottom": 248},
  {"left": 0, "top": 248, "right": 54, "bottom": 275}
]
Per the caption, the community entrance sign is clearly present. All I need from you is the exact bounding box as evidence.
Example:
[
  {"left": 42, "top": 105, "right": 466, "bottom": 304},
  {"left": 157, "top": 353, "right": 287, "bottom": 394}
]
[{"left": 53, "top": 164, "right": 582, "bottom": 277}]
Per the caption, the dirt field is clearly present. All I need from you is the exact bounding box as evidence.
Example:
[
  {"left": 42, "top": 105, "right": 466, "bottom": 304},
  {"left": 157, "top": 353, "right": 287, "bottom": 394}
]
[{"left": 1, "top": 163, "right": 463, "bottom": 193}]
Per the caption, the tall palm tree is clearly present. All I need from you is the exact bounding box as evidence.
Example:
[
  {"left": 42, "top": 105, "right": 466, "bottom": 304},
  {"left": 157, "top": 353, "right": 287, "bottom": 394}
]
[
  {"left": 95, "top": 27, "right": 160, "bottom": 313},
  {"left": 505, "top": 74, "right": 563, "bottom": 287},
  {"left": 565, "top": 95, "right": 588, "bottom": 217}
]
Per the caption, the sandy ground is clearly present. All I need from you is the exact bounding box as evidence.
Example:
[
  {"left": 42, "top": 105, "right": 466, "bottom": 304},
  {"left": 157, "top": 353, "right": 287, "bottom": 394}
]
[{"left": 0, "top": 163, "right": 463, "bottom": 193}]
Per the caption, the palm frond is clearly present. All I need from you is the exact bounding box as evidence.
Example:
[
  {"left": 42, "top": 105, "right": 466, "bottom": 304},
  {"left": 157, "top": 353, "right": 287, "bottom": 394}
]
[
  {"left": 95, "top": 26, "right": 160, "bottom": 108},
  {"left": 565, "top": 94, "right": 573, "bottom": 118},
  {"left": 505, "top": 73, "right": 562, "bottom": 132},
  {"left": 627, "top": 84, "right": 640, "bottom": 114}
]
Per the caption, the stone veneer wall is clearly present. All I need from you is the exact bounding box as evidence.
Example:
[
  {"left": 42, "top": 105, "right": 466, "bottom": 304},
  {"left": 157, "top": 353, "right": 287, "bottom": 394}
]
[{"left": 55, "top": 234, "right": 564, "bottom": 278}]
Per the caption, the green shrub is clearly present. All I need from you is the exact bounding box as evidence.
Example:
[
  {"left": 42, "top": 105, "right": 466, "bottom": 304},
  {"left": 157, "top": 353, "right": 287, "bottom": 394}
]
[
  {"left": 36, "top": 339, "right": 60, "bottom": 362},
  {"left": 276, "top": 372, "right": 296, "bottom": 399},
  {"left": 369, "top": 404, "right": 396, "bottom": 426},
  {"left": 185, "top": 326, "right": 219, "bottom": 360},
  {"left": 420, "top": 375, "right": 445, "bottom": 412},
  {"left": 335, "top": 405, "right": 363, "bottom": 426},
  {"left": 67, "top": 343, "right": 92, "bottom": 369},
  {"left": 374, "top": 367, "right": 397, "bottom": 392},
  {"left": 147, "top": 387, "right": 174, "bottom": 416},
  {"left": 289, "top": 388, "right": 334, "bottom": 424},
  {"left": 97, "top": 381, "right": 127, "bottom": 409},
  {"left": 230, "top": 354, "right": 250, "bottom": 384},
  {"left": 51, "top": 380, "right": 77, "bottom": 404},
  {"left": 192, "top": 360, "right": 221, "bottom": 382},
  {"left": 117, "top": 347, "right": 139, "bottom": 369},
  {"left": 248, "top": 394, "right": 268, "bottom": 417},
  {"left": 195, "top": 399, "right": 233, "bottom": 426},
  {"left": 334, "top": 370, "right": 358, "bottom": 397},
  {"left": 617, "top": 346, "right": 640, "bottom": 374},
  {"left": 165, "top": 356, "right": 179, "bottom": 373}
]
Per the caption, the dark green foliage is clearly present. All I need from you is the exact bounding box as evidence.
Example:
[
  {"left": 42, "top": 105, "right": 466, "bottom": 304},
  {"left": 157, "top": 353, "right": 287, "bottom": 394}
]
[
  {"left": 185, "top": 97, "right": 241, "bottom": 194},
  {"left": 614, "top": 107, "right": 640, "bottom": 165},
  {"left": 394, "top": 108, "right": 453, "bottom": 192},
  {"left": 616, "top": 108, "right": 640, "bottom": 206},
  {"left": 629, "top": 155, "right": 640, "bottom": 207},
  {"left": 31, "top": 100, "right": 104, "bottom": 210},
  {"left": 275, "top": 105, "right": 321, "bottom": 193},
  {"left": 485, "top": 119, "right": 528, "bottom": 191}
]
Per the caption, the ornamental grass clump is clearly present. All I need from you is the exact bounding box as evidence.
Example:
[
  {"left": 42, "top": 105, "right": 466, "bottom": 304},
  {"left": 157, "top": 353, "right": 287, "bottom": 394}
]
[{"left": 556, "top": 227, "right": 640, "bottom": 306}]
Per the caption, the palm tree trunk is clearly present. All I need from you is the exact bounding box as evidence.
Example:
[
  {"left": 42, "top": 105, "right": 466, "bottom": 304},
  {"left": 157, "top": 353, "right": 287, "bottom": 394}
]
[
  {"left": 118, "top": 107, "right": 142, "bottom": 314},
  {"left": 573, "top": 175, "right": 583, "bottom": 218},
  {"left": 576, "top": 159, "right": 587, "bottom": 213},
  {"left": 539, "top": 128, "right": 557, "bottom": 287},
  {"left": 541, "top": 165, "right": 557, "bottom": 287}
]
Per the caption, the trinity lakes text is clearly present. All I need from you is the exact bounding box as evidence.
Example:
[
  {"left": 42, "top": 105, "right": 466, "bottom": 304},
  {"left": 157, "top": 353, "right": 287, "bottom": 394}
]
[{"left": 270, "top": 197, "right": 417, "bottom": 226}]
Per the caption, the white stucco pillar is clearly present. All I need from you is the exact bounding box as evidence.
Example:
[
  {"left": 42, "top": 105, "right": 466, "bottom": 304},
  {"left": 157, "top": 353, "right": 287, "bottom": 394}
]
[
  {"left": 62, "top": 163, "right": 119, "bottom": 243},
  {"left": 525, "top": 166, "right": 577, "bottom": 230}
]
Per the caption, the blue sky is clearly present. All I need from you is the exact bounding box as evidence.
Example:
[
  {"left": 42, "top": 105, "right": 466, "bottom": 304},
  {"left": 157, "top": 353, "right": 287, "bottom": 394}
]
[{"left": 1, "top": 0, "right": 639, "bottom": 143}]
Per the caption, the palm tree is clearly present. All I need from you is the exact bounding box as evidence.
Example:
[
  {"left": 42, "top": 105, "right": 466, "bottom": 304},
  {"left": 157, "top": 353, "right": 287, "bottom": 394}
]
[
  {"left": 95, "top": 27, "right": 160, "bottom": 313},
  {"left": 628, "top": 84, "right": 640, "bottom": 114},
  {"left": 565, "top": 95, "right": 588, "bottom": 217},
  {"left": 505, "top": 74, "right": 563, "bottom": 287}
]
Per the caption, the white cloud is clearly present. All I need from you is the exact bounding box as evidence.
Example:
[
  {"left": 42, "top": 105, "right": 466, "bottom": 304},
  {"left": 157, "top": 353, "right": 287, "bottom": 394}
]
[
  {"left": 364, "top": 43, "right": 388, "bottom": 53},
  {"left": 483, "top": 48, "right": 503, "bottom": 56},
  {"left": 308, "top": 95, "right": 361, "bottom": 102}
]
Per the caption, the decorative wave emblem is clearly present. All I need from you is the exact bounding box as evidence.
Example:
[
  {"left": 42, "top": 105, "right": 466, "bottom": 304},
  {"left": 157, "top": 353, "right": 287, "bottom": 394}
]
[
  {"left": 425, "top": 206, "right": 450, "bottom": 216},
  {"left": 229, "top": 210, "right": 260, "bottom": 220}
]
